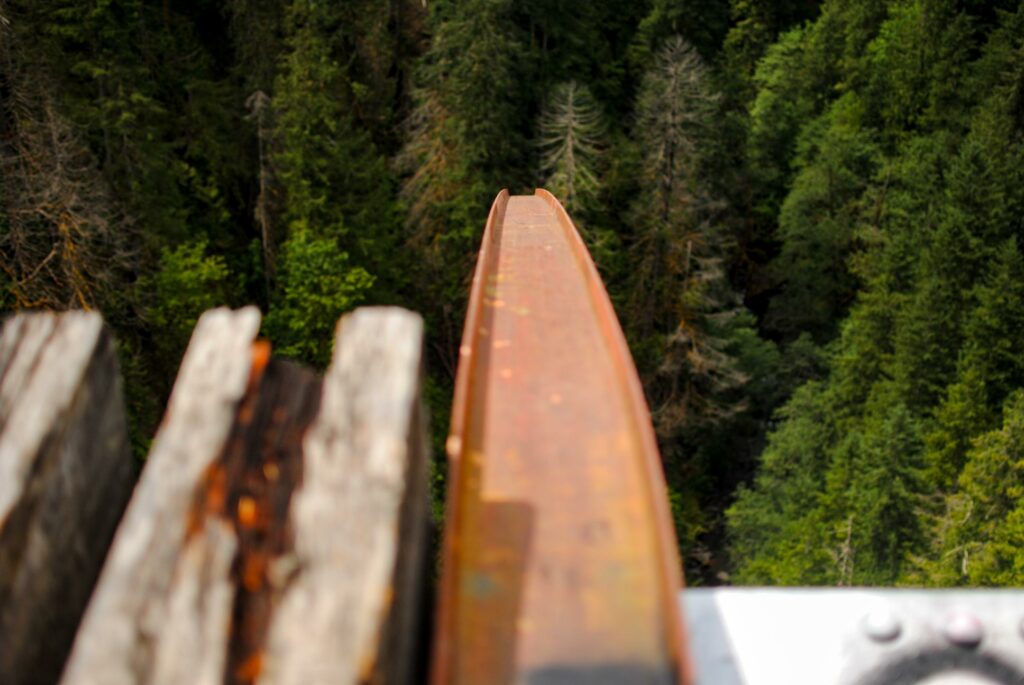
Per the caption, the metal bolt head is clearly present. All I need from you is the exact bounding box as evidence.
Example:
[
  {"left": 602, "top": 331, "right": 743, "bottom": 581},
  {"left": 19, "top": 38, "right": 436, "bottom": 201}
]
[
  {"left": 943, "top": 612, "right": 984, "bottom": 648},
  {"left": 863, "top": 608, "right": 902, "bottom": 642}
]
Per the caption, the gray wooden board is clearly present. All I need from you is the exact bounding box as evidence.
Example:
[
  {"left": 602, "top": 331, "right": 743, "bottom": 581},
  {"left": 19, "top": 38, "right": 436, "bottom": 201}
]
[
  {"left": 258, "top": 306, "right": 429, "bottom": 685},
  {"left": 0, "top": 311, "right": 134, "bottom": 685},
  {"left": 61, "top": 307, "right": 261, "bottom": 685}
]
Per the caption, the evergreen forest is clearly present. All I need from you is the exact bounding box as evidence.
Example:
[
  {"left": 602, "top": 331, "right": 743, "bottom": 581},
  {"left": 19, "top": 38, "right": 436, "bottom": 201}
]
[{"left": 2, "top": 0, "right": 1023, "bottom": 587}]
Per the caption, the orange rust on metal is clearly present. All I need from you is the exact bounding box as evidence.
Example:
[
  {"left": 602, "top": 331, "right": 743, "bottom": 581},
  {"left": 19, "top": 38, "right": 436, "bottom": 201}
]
[{"left": 434, "top": 190, "right": 692, "bottom": 684}]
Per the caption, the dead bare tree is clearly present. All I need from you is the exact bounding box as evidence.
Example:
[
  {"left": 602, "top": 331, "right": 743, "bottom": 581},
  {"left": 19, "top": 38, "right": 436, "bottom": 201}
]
[
  {"left": 246, "top": 89, "right": 275, "bottom": 296},
  {"left": 0, "top": 15, "right": 135, "bottom": 312}
]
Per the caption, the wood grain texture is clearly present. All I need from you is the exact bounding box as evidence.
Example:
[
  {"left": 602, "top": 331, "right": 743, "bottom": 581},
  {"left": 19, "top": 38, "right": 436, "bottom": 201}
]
[
  {"left": 217, "top": 355, "right": 323, "bottom": 685},
  {"left": 0, "top": 311, "right": 134, "bottom": 685},
  {"left": 61, "top": 306, "right": 261, "bottom": 685},
  {"left": 259, "top": 306, "right": 429, "bottom": 685}
]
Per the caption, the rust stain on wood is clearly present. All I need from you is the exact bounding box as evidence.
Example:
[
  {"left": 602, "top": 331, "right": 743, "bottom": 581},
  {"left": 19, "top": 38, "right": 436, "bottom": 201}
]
[{"left": 186, "top": 342, "right": 322, "bottom": 685}]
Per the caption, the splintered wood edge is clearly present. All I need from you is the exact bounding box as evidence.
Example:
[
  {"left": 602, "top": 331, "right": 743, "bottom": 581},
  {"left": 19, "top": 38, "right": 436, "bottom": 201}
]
[
  {"left": 259, "top": 306, "right": 428, "bottom": 685},
  {"left": 61, "top": 306, "right": 261, "bottom": 685}
]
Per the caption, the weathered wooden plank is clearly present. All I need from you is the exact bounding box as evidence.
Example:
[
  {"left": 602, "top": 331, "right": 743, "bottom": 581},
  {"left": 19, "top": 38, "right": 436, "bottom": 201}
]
[
  {"left": 61, "top": 306, "right": 262, "bottom": 685},
  {"left": 0, "top": 311, "right": 135, "bottom": 685},
  {"left": 260, "top": 306, "right": 429, "bottom": 685},
  {"left": 62, "top": 306, "right": 429, "bottom": 685},
  {"left": 218, "top": 355, "right": 323, "bottom": 685}
]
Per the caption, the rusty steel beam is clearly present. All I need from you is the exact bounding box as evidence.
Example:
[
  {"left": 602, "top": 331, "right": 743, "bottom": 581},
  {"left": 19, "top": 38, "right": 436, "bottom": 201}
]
[{"left": 434, "top": 190, "right": 691, "bottom": 684}]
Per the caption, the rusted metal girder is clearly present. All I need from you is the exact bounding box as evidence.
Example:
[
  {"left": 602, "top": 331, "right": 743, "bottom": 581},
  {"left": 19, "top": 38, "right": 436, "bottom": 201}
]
[{"left": 434, "top": 190, "right": 691, "bottom": 684}]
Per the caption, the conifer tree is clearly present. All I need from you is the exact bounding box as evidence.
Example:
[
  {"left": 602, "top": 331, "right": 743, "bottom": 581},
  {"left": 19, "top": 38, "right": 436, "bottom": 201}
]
[
  {"left": 273, "top": 0, "right": 400, "bottom": 253},
  {"left": 630, "top": 37, "right": 747, "bottom": 430},
  {"left": 227, "top": 0, "right": 286, "bottom": 95},
  {"left": 727, "top": 382, "right": 836, "bottom": 583},
  {"left": 399, "top": 0, "right": 528, "bottom": 374},
  {"left": 631, "top": 0, "right": 732, "bottom": 63},
  {"left": 924, "top": 239, "right": 1024, "bottom": 487},
  {"left": 537, "top": 81, "right": 604, "bottom": 215},
  {"left": 924, "top": 392, "right": 1024, "bottom": 586},
  {"left": 744, "top": 26, "right": 818, "bottom": 219},
  {"left": 723, "top": 0, "right": 825, "bottom": 88},
  {"left": 264, "top": 0, "right": 398, "bottom": 365},
  {"left": 764, "top": 94, "right": 880, "bottom": 340},
  {"left": 628, "top": 37, "right": 776, "bottom": 573}
]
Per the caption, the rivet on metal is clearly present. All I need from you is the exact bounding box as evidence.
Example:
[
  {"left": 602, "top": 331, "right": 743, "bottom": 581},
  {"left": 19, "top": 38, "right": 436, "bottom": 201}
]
[
  {"left": 863, "top": 609, "right": 902, "bottom": 642},
  {"left": 944, "top": 613, "right": 984, "bottom": 648}
]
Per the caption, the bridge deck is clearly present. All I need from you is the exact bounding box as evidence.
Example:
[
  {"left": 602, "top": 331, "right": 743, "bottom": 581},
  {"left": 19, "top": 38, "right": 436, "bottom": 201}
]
[{"left": 434, "top": 190, "right": 689, "bottom": 683}]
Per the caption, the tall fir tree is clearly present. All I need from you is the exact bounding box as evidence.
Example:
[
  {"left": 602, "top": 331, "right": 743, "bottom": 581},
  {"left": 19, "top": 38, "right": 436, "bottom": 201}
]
[
  {"left": 629, "top": 36, "right": 746, "bottom": 427},
  {"left": 399, "top": 0, "right": 530, "bottom": 376},
  {"left": 263, "top": 0, "right": 402, "bottom": 366},
  {"left": 627, "top": 37, "right": 777, "bottom": 575},
  {"left": 537, "top": 81, "right": 605, "bottom": 216}
]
